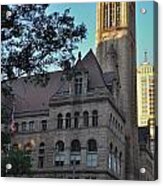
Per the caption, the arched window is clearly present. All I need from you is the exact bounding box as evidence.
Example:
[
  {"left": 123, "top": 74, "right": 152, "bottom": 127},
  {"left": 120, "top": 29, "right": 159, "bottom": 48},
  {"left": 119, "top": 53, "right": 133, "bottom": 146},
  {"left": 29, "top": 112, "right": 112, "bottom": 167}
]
[
  {"left": 38, "top": 142, "right": 45, "bottom": 169},
  {"left": 57, "top": 113, "right": 63, "bottom": 129},
  {"left": 70, "top": 139, "right": 81, "bottom": 165},
  {"left": 87, "top": 139, "right": 97, "bottom": 152},
  {"left": 55, "top": 141, "right": 65, "bottom": 166},
  {"left": 71, "top": 140, "right": 81, "bottom": 152},
  {"left": 83, "top": 111, "right": 89, "bottom": 127},
  {"left": 87, "top": 139, "right": 97, "bottom": 167},
  {"left": 74, "top": 112, "right": 80, "bottom": 128},
  {"left": 55, "top": 141, "right": 64, "bottom": 152},
  {"left": 92, "top": 110, "right": 98, "bottom": 127},
  {"left": 65, "top": 113, "right": 71, "bottom": 129}
]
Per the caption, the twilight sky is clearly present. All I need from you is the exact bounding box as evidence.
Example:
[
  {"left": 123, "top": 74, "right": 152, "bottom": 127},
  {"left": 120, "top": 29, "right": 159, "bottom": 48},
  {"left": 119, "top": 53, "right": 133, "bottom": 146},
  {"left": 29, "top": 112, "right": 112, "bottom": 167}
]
[{"left": 47, "top": 1, "right": 154, "bottom": 65}]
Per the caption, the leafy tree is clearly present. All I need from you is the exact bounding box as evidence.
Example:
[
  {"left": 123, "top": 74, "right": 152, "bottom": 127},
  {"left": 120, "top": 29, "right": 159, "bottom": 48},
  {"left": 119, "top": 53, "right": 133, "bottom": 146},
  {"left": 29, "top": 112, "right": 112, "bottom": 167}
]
[
  {"left": 1, "top": 93, "right": 31, "bottom": 177},
  {"left": 1, "top": 4, "right": 87, "bottom": 84},
  {"left": 1, "top": 148, "right": 32, "bottom": 177}
]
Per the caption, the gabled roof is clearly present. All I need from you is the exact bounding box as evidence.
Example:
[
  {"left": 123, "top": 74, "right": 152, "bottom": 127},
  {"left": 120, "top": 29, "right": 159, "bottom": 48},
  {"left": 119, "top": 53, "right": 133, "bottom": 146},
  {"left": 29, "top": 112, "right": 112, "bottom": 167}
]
[
  {"left": 10, "top": 49, "right": 108, "bottom": 113},
  {"left": 79, "top": 49, "right": 106, "bottom": 89},
  {"left": 11, "top": 71, "right": 62, "bottom": 113}
]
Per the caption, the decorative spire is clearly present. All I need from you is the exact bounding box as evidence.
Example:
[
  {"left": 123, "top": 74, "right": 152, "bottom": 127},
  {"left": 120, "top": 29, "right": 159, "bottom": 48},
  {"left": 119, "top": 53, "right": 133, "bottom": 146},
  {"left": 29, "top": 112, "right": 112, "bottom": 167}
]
[
  {"left": 78, "top": 51, "right": 82, "bottom": 61},
  {"left": 144, "top": 51, "right": 148, "bottom": 63}
]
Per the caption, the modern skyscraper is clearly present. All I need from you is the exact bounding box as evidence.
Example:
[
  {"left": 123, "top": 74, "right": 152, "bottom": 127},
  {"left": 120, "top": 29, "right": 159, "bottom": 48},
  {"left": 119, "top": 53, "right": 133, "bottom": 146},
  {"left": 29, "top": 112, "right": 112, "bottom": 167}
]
[{"left": 137, "top": 52, "right": 155, "bottom": 139}]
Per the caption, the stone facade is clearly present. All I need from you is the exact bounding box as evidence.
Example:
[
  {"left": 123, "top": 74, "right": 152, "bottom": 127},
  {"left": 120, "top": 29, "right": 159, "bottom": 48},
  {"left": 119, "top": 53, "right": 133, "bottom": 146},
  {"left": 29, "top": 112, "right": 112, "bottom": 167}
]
[
  {"left": 12, "top": 50, "right": 126, "bottom": 179},
  {"left": 96, "top": 2, "right": 138, "bottom": 179},
  {"left": 4, "top": 2, "right": 156, "bottom": 180}
]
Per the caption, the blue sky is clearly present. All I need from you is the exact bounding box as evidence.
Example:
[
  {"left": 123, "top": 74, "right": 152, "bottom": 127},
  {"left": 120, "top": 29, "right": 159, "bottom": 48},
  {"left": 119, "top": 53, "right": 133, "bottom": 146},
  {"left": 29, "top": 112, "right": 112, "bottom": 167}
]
[
  {"left": 47, "top": 1, "right": 154, "bottom": 65},
  {"left": 136, "top": 1, "right": 154, "bottom": 64}
]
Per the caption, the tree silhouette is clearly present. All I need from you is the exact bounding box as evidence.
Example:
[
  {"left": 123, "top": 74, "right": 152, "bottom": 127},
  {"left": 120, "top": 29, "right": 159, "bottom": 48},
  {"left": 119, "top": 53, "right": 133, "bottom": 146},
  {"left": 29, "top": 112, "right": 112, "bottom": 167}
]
[{"left": 1, "top": 4, "right": 87, "bottom": 84}]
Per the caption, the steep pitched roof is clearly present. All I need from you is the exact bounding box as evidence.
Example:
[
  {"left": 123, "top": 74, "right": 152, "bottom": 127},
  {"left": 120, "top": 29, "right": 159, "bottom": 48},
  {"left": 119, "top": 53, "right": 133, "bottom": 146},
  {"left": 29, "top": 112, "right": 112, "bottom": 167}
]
[
  {"left": 11, "top": 71, "right": 62, "bottom": 113},
  {"left": 10, "top": 49, "right": 108, "bottom": 113},
  {"left": 79, "top": 49, "right": 106, "bottom": 89}
]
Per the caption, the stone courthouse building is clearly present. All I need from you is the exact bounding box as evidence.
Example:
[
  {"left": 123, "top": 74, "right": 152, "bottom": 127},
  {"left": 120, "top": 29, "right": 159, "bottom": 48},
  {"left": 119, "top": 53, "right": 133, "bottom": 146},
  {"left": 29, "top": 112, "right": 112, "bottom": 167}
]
[{"left": 4, "top": 2, "right": 155, "bottom": 180}]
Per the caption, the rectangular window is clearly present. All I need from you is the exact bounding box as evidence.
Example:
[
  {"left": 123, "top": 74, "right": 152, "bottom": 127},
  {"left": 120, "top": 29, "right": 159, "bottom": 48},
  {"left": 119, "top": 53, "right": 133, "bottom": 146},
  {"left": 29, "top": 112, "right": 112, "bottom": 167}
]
[
  {"left": 70, "top": 155, "right": 81, "bottom": 165},
  {"left": 42, "top": 120, "right": 47, "bottom": 131},
  {"left": 116, "top": 3, "right": 121, "bottom": 26},
  {"left": 75, "top": 78, "right": 82, "bottom": 95},
  {"left": 109, "top": 3, "right": 113, "bottom": 27},
  {"left": 22, "top": 122, "right": 27, "bottom": 132},
  {"left": 74, "top": 113, "right": 79, "bottom": 128},
  {"left": 108, "top": 153, "right": 112, "bottom": 169},
  {"left": 38, "top": 157, "right": 44, "bottom": 168},
  {"left": 55, "top": 155, "right": 65, "bottom": 167},
  {"left": 104, "top": 3, "right": 108, "bottom": 29},
  {"left": 87, "top": 153, "right": 97, "bottom": 167},
  {"left": 29, "top": 121, "right": 34, "bottom": 132}
]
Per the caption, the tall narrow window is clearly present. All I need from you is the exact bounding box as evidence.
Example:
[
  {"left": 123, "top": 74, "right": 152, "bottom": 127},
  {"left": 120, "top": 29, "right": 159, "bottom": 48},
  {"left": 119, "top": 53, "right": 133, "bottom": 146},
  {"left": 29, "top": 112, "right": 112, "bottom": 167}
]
[
  {"left": 39, "top": 142, "right": 45, "bottom": 154},
  {"left": 108, "top": 143, "right": 113, "bottom": 170},
  {"left": 83, "top": 111, "right": 89, "bottom": 127},
  {"left": 92, "top": 110, "right": 98, "bottom": 127},
  {"left": 109, "top": 113, "right": 112, "bottom": 127},
  {"left": 113, "top": 147, "right": 118, "bottom": 173},
  {"left": 55, "top": 141, "right": 65, "bottom": 166},
  {"left": 74, "top": 112, "right": 80, "bottom": 128},
  {"left": 88, "top": 139, "right": 97, "bottom": 152},
  {"left": 116, "top": 2, "right": 121, "bottom": 26},
  {"left": 118, "top": 152, "right": 122, "bottom": 175},
  {"left": 38, "top": 142, "right": 45, "bottom": 169},
  {"left": 104, "top": 3, "right": 108, "bottom": 29},
  {"left": 65, "top": 113, "right": 71, "bottom": 129},
  {"left": 57, "top": 113, "right": 63, "bottom": 129},
  {"left": 75, "top": 73, "right": 82, "bottom": 95},
  {"left": 38, "top": 157, "right": 44, "bottom": 169},
  {"left": 22, "top": 121, "right": 27, "bottom": 132},
  {"left": 70, "top": 140, "right": 81, "bottom": 165},
  {"left": 42, "top": 120, "right": 47, "bottom": 131},
  {"left": 87, "top": 139, "right": 97, "bottom": 167},
  {"left": 56, "top": 141, "right": 64, "bottom": 152},
  {"left": 71, "top": 140, "right": 81, "bottom": 152},
  {"left": 109, "top": 3, "right": 113, "bottom": 27},
  {"left": 29, "top": 121, "right": 34, "bottom": 132}
]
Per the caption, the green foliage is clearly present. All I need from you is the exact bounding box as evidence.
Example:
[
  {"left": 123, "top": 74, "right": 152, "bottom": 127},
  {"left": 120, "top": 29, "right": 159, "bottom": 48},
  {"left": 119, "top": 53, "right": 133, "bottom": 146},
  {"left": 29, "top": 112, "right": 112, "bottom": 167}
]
[
  {"left": 1, "top": 5, "right": 87, "bottom": 84},
  {"left": 1, "top": 149, "right": 32, "bottom": 177},
  {"left": 1, "top": 132, "right": 11, "bottom": 150}
]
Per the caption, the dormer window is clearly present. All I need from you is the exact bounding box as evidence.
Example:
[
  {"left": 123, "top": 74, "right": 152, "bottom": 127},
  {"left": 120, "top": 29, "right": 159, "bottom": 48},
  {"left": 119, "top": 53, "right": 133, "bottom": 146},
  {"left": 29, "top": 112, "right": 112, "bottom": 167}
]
[{"left": 75, "top": 73, "right": 83, "bottom": 95}]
